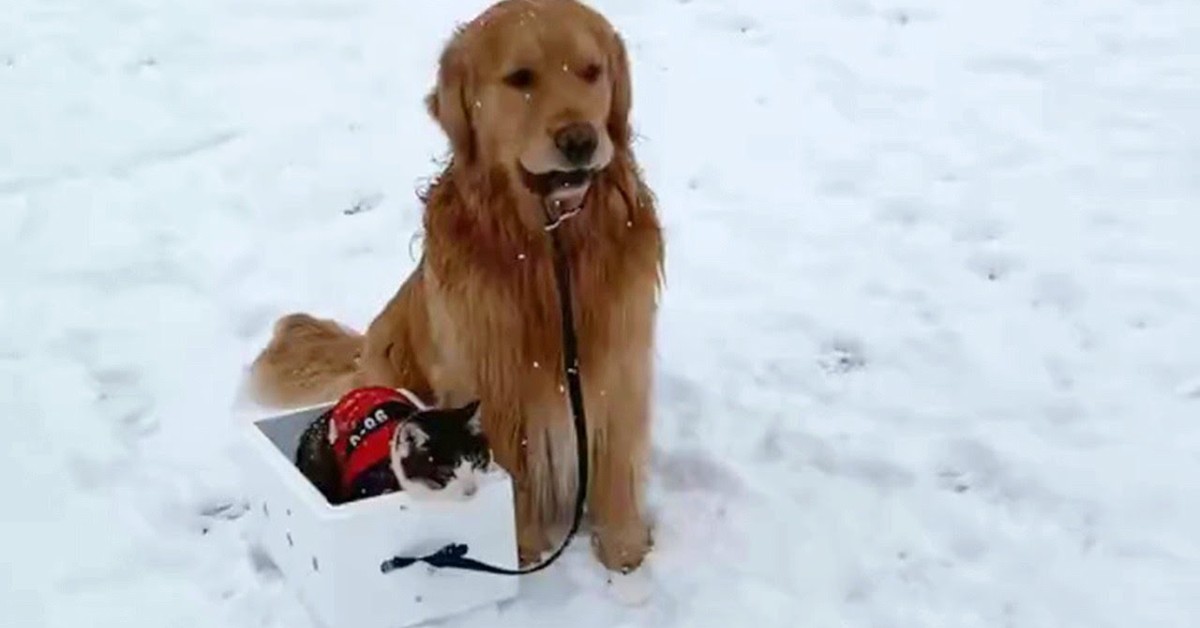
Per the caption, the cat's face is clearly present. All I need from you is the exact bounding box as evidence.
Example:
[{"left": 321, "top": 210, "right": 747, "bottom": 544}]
[{"left": 388, "top": 400, "right": 493, "bottom": 500}]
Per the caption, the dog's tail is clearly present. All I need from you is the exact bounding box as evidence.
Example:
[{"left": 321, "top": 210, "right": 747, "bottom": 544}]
[{"left": 247, "top": 313, "right": 365, "bottom": 409}]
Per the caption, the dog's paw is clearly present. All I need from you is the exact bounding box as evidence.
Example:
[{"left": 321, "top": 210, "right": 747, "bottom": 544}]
[
  {"left": 517, "top": 527, "right": 552, "bottom": 567},
  {"left": 518, "top": 548, "right": 543, "bottom": 568},
  {"left": 591, "top": 521, "right": 652, "bottom": 574}
]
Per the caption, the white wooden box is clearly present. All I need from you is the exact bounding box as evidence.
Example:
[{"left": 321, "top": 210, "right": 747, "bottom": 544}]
[{"left": 237, "top": 403, "right": 520, "bottom": 628}]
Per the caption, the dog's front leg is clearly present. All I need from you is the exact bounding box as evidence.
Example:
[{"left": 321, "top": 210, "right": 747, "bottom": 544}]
[
  {"left": 510, "top": 447, "right": 553, "bottom": 566},
  {"left": 475, "top": 395, "right": 553, "bottom": 566},
  {"left": 587, "top": 362, "right": 653, "bottom": 573}
]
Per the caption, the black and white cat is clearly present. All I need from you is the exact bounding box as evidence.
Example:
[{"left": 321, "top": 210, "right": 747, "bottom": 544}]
[
  {"left": 294, "top": 387, "right": 493, "bottom": 505},
  {"left": 388, "top": 400, "right": 495, "bottom": 500}
]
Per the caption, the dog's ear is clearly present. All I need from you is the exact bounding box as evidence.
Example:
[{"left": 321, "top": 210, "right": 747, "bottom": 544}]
[
  {"left": 426, "top": 36, "right": 476, "bottom": 162},
  {"left": 606, "top": 31, "right": 633, "bottom": 148}
]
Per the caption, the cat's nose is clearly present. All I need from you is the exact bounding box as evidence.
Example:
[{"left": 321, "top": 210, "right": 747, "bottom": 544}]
[{"left": 462, "top": 482, "right": 477, "bottom": 497}]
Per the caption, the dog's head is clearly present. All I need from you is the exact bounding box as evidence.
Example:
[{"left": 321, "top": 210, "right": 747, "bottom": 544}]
[{"left": 426, "top": 0, "right": 633, "bottom": 214}]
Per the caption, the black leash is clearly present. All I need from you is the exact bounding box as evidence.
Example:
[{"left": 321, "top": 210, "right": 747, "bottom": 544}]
[{"left": 380, "top": 201, "right": 588, "bottom": 576}]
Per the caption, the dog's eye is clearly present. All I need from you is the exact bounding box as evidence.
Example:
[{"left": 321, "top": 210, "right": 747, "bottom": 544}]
[
  {"left": 503, "top": 68, "right": 535, "bottom": 89},
  {"left": 580, "top": 63, "right": 602, "bottom": 84}
]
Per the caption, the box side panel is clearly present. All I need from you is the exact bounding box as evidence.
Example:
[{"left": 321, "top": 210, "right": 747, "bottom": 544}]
[{"left": 238, "top": 426, "right": 343, "bottom": 628}]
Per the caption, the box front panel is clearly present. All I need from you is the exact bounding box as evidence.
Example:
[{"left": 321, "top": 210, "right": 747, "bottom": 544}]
[{"left": 326, "top": 474, "right": 520, "bottom": 628}]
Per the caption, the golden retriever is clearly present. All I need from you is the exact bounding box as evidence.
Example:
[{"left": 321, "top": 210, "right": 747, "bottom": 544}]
[{"left": 247, "top": 0, "right": 664, "bottom": 574}]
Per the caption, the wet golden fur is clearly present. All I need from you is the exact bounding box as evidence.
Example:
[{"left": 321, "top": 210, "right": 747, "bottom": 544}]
[{"left": 248, "top": 0, "right": 663, "bottom": 572}]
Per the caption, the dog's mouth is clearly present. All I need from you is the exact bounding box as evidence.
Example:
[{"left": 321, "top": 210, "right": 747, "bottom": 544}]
[{"left": 519, "top": 167, "right": 595, "bottom": 213}]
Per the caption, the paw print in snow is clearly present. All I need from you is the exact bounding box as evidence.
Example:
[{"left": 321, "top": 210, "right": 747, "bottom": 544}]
[
  {"left": 818, "top": 338, "right": 867, "bottom": 374},
  {"left": 966, "top": 250, "right": 1019, "bottom": 282},
  {"left": 885, "top": 9, "right": 910, "bottom": 25}
]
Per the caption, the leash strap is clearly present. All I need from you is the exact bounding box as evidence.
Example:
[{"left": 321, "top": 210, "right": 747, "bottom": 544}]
[{"left": 380, "top": 202, "right": 588, "bottom": 577}]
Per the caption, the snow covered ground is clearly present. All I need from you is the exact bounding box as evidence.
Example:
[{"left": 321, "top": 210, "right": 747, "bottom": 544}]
[{"left": 3, "top": 0, "right": 1199, "bottom": 625}]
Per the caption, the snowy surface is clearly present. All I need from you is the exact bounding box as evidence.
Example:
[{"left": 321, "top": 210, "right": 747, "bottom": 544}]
[{"left": 3, "top": 0, "right": 1200, "bottom": 626}]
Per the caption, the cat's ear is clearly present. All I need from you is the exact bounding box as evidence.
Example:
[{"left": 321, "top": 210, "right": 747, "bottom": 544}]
[
  {"left": 398, "top": 422, "right": 429, "bottom": 450},
  {"left": 460, "top": 400, "right": 483, "bottom": 435}
]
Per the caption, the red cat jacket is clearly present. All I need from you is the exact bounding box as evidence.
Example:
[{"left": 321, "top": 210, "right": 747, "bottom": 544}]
[{"left": 326, "top": 386, "right": 428, "bottom": 496}]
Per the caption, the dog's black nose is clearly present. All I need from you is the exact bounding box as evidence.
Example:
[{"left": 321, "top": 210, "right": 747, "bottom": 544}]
[{"left": 554, "top": 122, "right": 598, "bottom": 166}]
